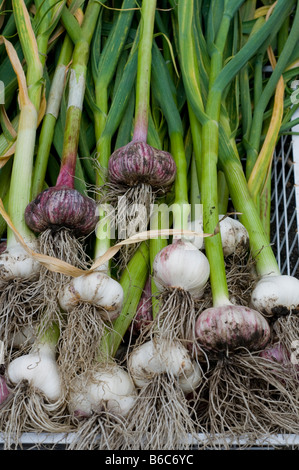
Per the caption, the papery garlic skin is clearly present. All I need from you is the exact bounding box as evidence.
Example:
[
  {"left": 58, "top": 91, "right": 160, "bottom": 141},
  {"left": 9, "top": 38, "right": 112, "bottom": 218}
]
[
  {"left": 0, "top": 243, "right": 40, "bottom": 280},
  {"left": 58, "top": 271, "right": 124, "bottom": 321},
  {"left": 128, "top": 338, "right": 202, "bottom": 393},
  {"left": 7, "top": 342, "right": 62, "bottom": 402},
  {"left": 250, "top": 275, "right": 299, "bottom": 317},
  {"left": 153, "top": 239, "right": 210, "bottom": 299},
  {"left": 195, "top": 304, "right": 270, "bottom": 352},
  {"left": 188, "top": 215, "right": 249, "bottom": 256},
  {"left": 68, "top": 365, "right": 137, "bottom": 418}
]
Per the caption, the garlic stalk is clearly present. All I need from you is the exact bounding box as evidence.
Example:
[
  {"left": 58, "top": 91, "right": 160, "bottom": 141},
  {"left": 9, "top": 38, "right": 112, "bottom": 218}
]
[
  {"left": 0, "top": 376, "right": 10, "bottom": 406},
  {"left": 102, "top": 0, "right": 176, "bottom": 271},
  {"left": 177, "top": 0, "right": 299, "bottom": 442}
]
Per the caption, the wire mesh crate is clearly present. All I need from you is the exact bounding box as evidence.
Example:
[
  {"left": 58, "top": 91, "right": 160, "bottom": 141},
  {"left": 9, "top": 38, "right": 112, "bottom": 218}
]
[{"left": 271, "top": 133, "right": 299, "bottom": 277}]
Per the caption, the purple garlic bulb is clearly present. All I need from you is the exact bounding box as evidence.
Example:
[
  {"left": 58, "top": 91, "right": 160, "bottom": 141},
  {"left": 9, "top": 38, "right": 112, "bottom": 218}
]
[
  {"left": 25, "top": 186, "right": 98, "bottom": 236},
  {"left": 260, "top": 342, "right": 289, "bottom": 364},
  {"left": 0, "top": 241, "right": 7, "bottom": 255},
  {"left": 132, "top": 277, "right": 153, "bottom": 335},
  {"left": 195, "top": 304, "right": 270, "bottom": 353},
  {"left": 0, "top": 375, "right": 10, "bottom": 405},
  {"left": 108, "top": 141, "right": 176, "bottom": 188}
]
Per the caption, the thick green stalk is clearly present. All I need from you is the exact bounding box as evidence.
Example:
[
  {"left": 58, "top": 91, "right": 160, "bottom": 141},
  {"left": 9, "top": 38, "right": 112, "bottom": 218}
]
[
  {"left": 188, "top": 104, "right": 202, "bottom": 194},
  {"left": 152, "top": 43, "right": 190, "bottom": 230},
  {"left": 31, "top": 34, "right": 74, "bottom": 198},
  {"left": 246, "top": 0, "right": 299, "bottom": 178},
  {"left": 218, "top": 118, "right": 280, "bottom": 277},
  {"left": 132, "top": 0, "right": 157, "bottom": 142},
  {"left": 58, "top": 1, "right": 104, "bottom": 186},
  {"left": 7, "top": 0, "right": 43, "bottom": 247},
  {"left": 0, "top": 160, "right": 12, "bottom": 237},
  {"left": 7, "top": 102, "right": 38, "bottom": 246},
  {"left": 198, "top": 1, "right": 242, "bottom": 306},
  {"left": 0, "top": 0, "right": 57, "bottom": 159},
  {"left": 93, "top": 1, "right": 136, "bottom": 264},
  {"left": 96, "top": 242, "right": 150, "bottom": 361}
]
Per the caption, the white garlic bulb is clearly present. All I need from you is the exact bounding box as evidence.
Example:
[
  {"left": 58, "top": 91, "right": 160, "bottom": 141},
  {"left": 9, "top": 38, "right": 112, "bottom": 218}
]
[
  {"left": 68, "top": 364, "right": 137, "bottom": 418},
  {"left": 128, "top": 337, "right": 202, "bottom": 393},
  {"left": 153, "top": 239, "right": 210, "bottom": 299},
  {"left": 188, "top": 215, "right": 249, "bottom": 256},
  {"left": 250, "top": 274, "right": 299, "bottom": 317},
  {"left": 7, "top": 342, "right": 62, "bottom": 402},
  {"left": 58, "top": 271, "right": 124, "bottom": 321},
  {"left": 0, "top": 243, "right": 40, "bottom": 280}
]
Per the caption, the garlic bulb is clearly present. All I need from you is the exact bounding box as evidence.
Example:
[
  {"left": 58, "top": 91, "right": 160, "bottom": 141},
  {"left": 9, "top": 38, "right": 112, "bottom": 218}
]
[
  {"left": 250, "top": 274, "right": 299, "bottom": 317},
  {"left": 128, "top": 337, "right": 202, "bottom": 393},
  {"left": 7, "top": 342, "right": 62, "bottom": 402},
  {"left": 188, "top": 215, "right": 249, "bottom": 256},
  {"left": 108, "top": 141, "right": 176, "bottom": 188},
  {"left": 58, "top": 271, "right": 124, "bottom": 321},
  {"left": 25, "top": 186, "right": 98, "bottom": 237},
  {"left": 132, "top": 277, "right": 153, "bottom": 335},
  {"left": 0, "top": 376, "right": 10, "bottom": 405},
  {"left": 195, "top": 304, "right": 270, "bottom": 352},
  {"left": 68, "top": 364, "right": 137, "bottom": 418},
  {"left": 259, "top": 342, "right": 290, "bottom": 365},
  {"left": 153, "top": 239, "right": 210, "bottom": 299},
  {"left": 0, "top": 243, "right": 40, "bottom": 280}
]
